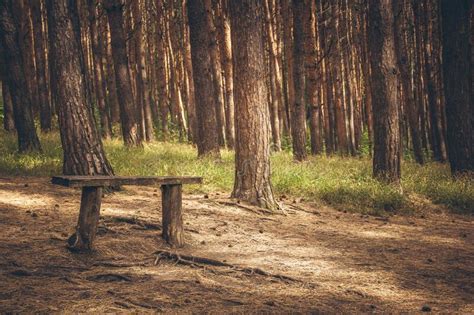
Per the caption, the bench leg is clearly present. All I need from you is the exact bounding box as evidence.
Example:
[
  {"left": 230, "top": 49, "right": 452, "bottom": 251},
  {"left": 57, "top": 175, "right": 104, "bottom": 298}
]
[
  {"left": 67, "top": 186, "right": 102, "bottom": 251},
  {"left": 161, "top": 184, "right": 184, "bottom": 247}
]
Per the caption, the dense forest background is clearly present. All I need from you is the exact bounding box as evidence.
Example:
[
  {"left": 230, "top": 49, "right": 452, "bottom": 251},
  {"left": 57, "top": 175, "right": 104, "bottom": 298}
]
[{"left": 0, "top": 0, "right": 472, "bottom": 213}]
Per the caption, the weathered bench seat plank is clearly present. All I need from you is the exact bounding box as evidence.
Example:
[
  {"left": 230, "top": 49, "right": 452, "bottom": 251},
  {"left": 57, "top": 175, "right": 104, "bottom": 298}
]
[{"left": 52, "top": 175, "right": 202, "bottom": 187}]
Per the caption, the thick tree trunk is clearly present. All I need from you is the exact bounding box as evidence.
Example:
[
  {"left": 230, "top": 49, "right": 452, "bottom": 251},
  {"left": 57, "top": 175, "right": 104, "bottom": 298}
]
[
  {"left": 0, "top": 1, "right": 41, "bottom": 153},
  {"left": 291, "top": 0, "right": 307, "bottom": 161},
  {"left": 441, "top": 0, "right": 473, "bottom": 175},
  {"left": 368, "top": 0, "right": 401, "bottom": 184},
  {"left": 103, "top": 0, "right": 142, "bottom": 147},
  {"left": 230, "top": 0, "right": 278, "bottom": 210},
  {"left": 46, "top": 0, "right": 113, "bottom": 176},
  {"left": 30, "top": 0, "right": 52, "bottom": 132},
  {"left": 187, "top": 0, "right": 220, "bottom": 158}
]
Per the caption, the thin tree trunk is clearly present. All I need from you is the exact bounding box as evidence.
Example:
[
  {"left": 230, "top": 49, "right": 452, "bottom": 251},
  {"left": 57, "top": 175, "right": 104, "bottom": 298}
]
[
  {"left": 103, "top": 0, "right": 142, "bottom": 147},
  {"left": 30, "top": 0, "right": 52, "bottom": 132}
]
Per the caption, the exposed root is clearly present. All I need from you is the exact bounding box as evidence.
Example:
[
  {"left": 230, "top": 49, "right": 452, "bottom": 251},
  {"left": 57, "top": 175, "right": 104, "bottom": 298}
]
[{"left": 154, "top": 250, "right": 300, "bottom": 283}]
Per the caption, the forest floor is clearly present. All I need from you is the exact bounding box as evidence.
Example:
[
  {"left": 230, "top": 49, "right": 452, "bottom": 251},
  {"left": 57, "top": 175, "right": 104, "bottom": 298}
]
[{"left": 0, "top": 177, "right": 473, "bottom": 313}]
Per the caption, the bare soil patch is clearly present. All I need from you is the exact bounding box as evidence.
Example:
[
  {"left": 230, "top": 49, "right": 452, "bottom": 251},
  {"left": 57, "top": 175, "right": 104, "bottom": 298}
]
[{"left": 0, "top": 177, "right": 472, "bottom": 313}]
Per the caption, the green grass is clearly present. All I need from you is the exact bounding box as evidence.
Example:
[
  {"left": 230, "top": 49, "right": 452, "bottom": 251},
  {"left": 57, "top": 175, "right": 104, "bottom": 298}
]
[{"left": 0, "top": 130, "right": 472, "bottom": 215}]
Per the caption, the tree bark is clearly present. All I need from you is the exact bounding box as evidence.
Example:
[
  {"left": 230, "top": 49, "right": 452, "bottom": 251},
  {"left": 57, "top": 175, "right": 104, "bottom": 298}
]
[
  {"left": 103, "top": 0, "right": 142, "bottom": 147},
  {"left": 441, "top": 0, "right": 473, "bottom": 175},
  {"left": 230, "top": 0, "right": 278, "bottom": 210},
  {"left": 291, "top": 0, "right": 307, "bottom": 161},
  {"left": 1, "top": 80, "right": 15, "bottom": 131},
  {"left": 88, "top": 0, "right": 112, "bottom": 139},
  {"left": 0, "top": 1, "right": 41, "bottom": 153},
  {"left": 368, "top": 0, "right": 401, "bottom": 184},
  {"left": 46, "top": 0, "right": 114, "bottom": 176},
  {"left": 187, "top": 0, "right": 220, "bottom": 158},
  {"left": 29, "top": 0, "right": 52, "bottom": 132}
]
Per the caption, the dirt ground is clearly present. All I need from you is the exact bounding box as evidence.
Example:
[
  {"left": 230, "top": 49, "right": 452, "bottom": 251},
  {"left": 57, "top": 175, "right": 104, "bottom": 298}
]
[{"left": 0, "top": 177, "right": 473, "bottom": 313}]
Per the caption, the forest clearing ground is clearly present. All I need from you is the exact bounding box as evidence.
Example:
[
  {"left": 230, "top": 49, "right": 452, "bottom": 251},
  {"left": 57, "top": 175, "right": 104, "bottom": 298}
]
[{"left": 0, "top": 177, "right": 473, "bottom": 313}]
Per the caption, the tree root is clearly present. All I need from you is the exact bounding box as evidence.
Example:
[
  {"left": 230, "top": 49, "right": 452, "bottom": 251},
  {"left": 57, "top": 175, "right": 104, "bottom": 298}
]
[{"left": 154, "top": 250, "right": 300, "bottom": 283}]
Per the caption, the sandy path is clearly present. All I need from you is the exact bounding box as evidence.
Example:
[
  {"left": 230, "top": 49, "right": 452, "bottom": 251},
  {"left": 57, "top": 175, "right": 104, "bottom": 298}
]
[{"left": 0, "top": 177, "right": 472, "bottom": 313}]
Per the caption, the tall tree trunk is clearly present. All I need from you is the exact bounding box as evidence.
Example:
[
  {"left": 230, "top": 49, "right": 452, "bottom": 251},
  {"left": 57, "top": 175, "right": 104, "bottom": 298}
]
[
  {"left": 217, "top": 0, "right": 235, "bottom": 149},
  {"left": 204, "top": 0, "right": 226, "bottom": 147},
  {"left": 103, "top": 0, "right": 142, "bottom": 147},
  {"left": 291, "top": 0, "right": 307, "bottom": 161},
  {"left": 187, "top": 0, "right": 220, "bottom": 158},
  {"left": 88, "top": 0, "right": 112, "bottom": 139},
  {"left": 30, "top": 0, "right": 52, "bottom": 132},
  {"left": 395, "top": 0, "right": 424, "bottom": 164},
  {"left": 155, "top": 0, "right": 169, "bottom": 140},
  {"left": 264, "top": 0, "right": 282, "bottom": 151},
  {"left": 46, "top": 0, "right": 113, "bottom": 176},
  {"left": 441, "top": 0, "right": 473, "bottom": 175},
  {"left": 230, "top": 0, "right": 278, "bottom": 210},
  {"left": 0, "top": 1, "right": 41, "bottom": 153},
  {"left": 368, "top": 0, "right": 401, "bottom": 184},
  {"left": 304, "top": 0, "right": 322, "bottom": 155}
]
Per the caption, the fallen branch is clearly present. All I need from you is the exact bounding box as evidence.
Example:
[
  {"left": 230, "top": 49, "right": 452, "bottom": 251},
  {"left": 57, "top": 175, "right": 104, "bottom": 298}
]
[{"left": 154, "top": 250, "right": 300, "bottom": 283}]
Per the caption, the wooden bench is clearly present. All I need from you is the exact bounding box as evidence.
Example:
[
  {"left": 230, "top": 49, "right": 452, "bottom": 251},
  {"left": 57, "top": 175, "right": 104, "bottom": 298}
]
[{"left": 51, "top": 175, "right": 202, "bottom": 251}]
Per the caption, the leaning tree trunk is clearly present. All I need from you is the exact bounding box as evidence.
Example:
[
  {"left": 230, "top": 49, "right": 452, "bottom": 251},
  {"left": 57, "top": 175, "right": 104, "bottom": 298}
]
[
  {"left": 47, "top": 0, "right": 114, "bottom": 252},
  {"left": 230, "top": 0, "right": 278, "bottom": 210},
  {"left": 103, "top": 0, "right": 142, "bottom": 147},
  {"left": 187, "top": 0, "right": 220, "bottom": 158},
  {"left": 46, "top": 0, "right": 114, "bottom": 176},
  {"left": 441, "top": 0, "right": 473, "bottom": 175},
  {"left": 0, "top": 1, "right": 41, "bottom": 153},
  {"left": 368, "top": 0, "right": 401, "bottom": 184}
]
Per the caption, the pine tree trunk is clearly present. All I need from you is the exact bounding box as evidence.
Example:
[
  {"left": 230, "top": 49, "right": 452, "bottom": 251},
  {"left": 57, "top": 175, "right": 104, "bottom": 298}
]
[
  {"left": 291, "top": 0, "right": 307, "bottom": 161},
  {"left": 304, "top": 0, "right": 322, "bottom": 155},
  {"left": 230, "top": 0, "right": 278, "bottom": 210},
  {"left": 441, "top": 0, "right": 473, "bottom": 175},
  {"left": 88, "top": 0, "right": 112, "bottom": 139},
  {"left": 1, "top": 80, "right": 15, "bottom": 131},
  {"left": 103, "top": 0, "right": 142, "bottom": 147},
  {"left": 46, "top": 0, "right": 113, "bottom": 176},
  {"left": 395, "top": 0, "right": 423, "bottom": 165},
  {"left": 29, "top": 0, "right": 52, "bottom": 132},
  {"left": 217, "top": 0, "right": 235, "bottom": 149},
  {"left": 368, "top": 0, "right": 401, "bottom": 184},
  {"left": 187, "top": 0, "right": 220, "bottom": 158},
  {"left": 0, "top": 1, "right": 41, "bottom": 153}
]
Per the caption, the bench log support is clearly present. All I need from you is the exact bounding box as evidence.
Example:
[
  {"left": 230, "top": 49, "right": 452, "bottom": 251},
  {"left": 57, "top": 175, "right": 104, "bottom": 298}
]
[
  {"left": 67, "top": 186, "right": 102, "bottom": 251},
  {"left": 161, "top": 184, "right": 184, "bottom": 247}
]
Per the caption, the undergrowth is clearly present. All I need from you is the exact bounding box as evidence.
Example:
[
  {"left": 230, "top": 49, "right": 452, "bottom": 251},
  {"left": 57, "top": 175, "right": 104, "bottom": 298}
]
[{"left": 0, "top": 130, "right": 472, "bottom": 215}]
